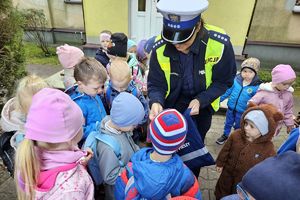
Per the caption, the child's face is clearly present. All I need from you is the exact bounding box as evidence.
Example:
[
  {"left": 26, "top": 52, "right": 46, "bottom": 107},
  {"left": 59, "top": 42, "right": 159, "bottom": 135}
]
[
  {"left": 241, "top": 68, "right": 256, "bottom": 82},
  {"left": 100, "top": 39, "right": 110, "bottom": 50},
  {"left": 79, "top": 79, "right": 105, "bottom": 96},
  {"left": 128, "top": 46, "right": 137, "bottom": 54},
  {"left": 244, "top": 119, "right": 262, "bottom": 142},
  {"left": 274, "top": 78, "right": 295, "bottom": 91},
  {"left": 111, "top": 76, "right": 131, "bottom": 92}
]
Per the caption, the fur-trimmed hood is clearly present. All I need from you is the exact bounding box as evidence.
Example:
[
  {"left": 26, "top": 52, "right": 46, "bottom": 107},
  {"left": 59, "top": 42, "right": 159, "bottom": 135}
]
[
  {"left": 240, "top": 102, "right": 283, "bottom": 143},
  {"left": 258, "top": 82, "right": 294, "bottom": 93}
]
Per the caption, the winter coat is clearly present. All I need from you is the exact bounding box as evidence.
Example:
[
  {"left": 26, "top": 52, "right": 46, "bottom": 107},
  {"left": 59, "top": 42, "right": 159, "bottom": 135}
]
[
  {"left": 66, "top": 85, "right": 107, "bottom": 139},
  {"left": 96, "top": 116, "right": 139, "bottom": 199},
  {"left": 95, "top": 48, "right": 110, "bottom": 68},
  {"left": 114, "top": 148, "right": 202, "bottom": 200},
  {"left": 221, "top": 74, "right": 261, "bottom": 113},
  {"left": 215, "top": 103, "right": 283, "bottom": 200},
  {"left": 249, "top": 82, "right": 294, "bottom": 133},
  {"left": 35, "top": 164, "right": 94, "bottom": 200},
  {"left": 128, "top": 53, "right": 146, "bottom": 91}
]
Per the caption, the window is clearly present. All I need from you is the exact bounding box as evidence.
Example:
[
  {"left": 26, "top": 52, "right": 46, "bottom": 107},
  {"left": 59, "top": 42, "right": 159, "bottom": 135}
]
[{"left": 138, "top": 0, "right": 146, "bottom": 12}]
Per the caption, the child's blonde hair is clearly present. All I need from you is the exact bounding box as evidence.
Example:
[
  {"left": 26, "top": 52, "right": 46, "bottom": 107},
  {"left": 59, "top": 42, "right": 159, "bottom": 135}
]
[
  {"left": 109, "top": 60, "right": 131, "bottom": 83},
  {"left": 15, "top": 75, "right": 49, "bottom": 114},
  {"left": 74, "top": 57, "right": 107, "bottom": 84},
  {"left": 15, "top": 139, "right": 40, "bottom": 200},
  {"left": 14, "top": 138, "right": 79, "bottom": 200}
]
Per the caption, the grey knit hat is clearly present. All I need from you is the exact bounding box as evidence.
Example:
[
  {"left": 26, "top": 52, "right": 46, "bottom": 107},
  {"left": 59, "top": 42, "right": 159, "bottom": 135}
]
[{"left": 244, "top": 110, "right": 268, "bottom": 135}]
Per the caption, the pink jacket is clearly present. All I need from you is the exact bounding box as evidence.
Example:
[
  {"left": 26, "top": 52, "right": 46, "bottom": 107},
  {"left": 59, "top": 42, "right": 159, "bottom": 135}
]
[
  {"left": 35, "top": 164, "right": 94, "bottom": 200},
  {"left": 249, "top": 82, "right": 294, "bottom": 134}
]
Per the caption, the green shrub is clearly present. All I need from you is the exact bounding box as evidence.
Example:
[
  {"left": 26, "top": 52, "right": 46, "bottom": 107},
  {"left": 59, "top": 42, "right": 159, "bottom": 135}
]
[{"left": 0, "top": 0, "right": 27, "bottom": 110}]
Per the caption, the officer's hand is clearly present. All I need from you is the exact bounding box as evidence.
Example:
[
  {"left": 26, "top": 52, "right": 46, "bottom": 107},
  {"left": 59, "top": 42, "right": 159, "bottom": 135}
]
[
  {"left": 150, "top": 103, "right": 163, "bottom": 120},
  {"left": 188, "top": 99, "right": 200, "bottom": 115}
]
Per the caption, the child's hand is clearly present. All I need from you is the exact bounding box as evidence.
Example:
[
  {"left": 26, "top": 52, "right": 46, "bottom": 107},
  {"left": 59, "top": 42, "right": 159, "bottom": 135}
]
[
  {"left": 216, "top": 166, "right": 223, "bottom": 173},
  {"left": 78, "top": 148, "right": 94, "bottom": 166}
]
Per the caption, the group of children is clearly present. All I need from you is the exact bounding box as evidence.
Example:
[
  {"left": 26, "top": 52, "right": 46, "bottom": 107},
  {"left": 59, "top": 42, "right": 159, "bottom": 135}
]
[
  {"left": 0, "top": 29, "right": 299, "bottom": 200},
  {"left": 214, "top": 57, "right": 298, "bottom": 199}
]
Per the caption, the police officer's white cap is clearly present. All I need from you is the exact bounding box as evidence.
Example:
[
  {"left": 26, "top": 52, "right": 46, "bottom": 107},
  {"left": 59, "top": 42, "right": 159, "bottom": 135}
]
[{"left": 157, "top": 0, "right": 209, "bottom": 44}]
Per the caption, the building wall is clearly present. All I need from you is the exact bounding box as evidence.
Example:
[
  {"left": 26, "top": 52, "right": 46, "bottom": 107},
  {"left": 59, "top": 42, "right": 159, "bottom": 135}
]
[
  {"left": 203, "top": 0, "right": 256, "bottom": 55},
  {"left": 82, "top": 0, "right": 129, "bottom": 44},
  {"left": 248, "top": 0, "right": 300, "bottom": 44},
  {"left": 13, "top": 0, "right": 84, "bottom": 29}
]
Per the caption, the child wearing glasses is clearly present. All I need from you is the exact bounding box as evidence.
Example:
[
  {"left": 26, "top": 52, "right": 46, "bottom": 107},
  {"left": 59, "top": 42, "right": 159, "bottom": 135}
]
[
  {"left": 66, "top": 57, "right": 108, "bottom": 144},
  {"left": 249, "top": 64, "right": 296, "bottom": 135},
  {"left": 215, "top": 103, "right": 283, "bottom": 200}
]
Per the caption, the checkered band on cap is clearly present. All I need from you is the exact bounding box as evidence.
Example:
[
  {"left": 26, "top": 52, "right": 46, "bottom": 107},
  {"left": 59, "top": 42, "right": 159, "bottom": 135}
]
[{"left": 150, "top": 109, "right": 187, "bottom": 155}]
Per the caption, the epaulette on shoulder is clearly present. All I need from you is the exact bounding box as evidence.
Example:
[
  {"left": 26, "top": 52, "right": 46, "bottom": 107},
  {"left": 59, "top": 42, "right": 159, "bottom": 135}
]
[
  {"left": 208, "top": 30, "right": 230, "bottom": 44},
  {"left": 152, "top": 39, "right": 166, "bottom": 50}
]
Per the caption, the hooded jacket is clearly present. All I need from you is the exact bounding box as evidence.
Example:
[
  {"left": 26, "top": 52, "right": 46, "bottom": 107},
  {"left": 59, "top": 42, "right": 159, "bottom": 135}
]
[
  {"left": 215, "top": 103, "right": 283, "bottom": 200},
  {"left": 221, "top": 74, "right": 261, "bottom": 113},
  {"left": 66, "top": 85, "right": 107, "bottom": 139},
  {"left": 114, "top": 148, "right": 202, "bottom": 200},
  {"left": 249, "top": 82, "right": 294, "bottom": 129},
  {"left": 35, "top": 164, "right": 94, "bottom": 200}
]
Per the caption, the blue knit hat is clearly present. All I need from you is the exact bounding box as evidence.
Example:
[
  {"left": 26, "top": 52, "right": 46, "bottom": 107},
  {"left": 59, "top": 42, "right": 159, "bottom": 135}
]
[
  {"left": 127, "top": 39, "right": 137, "bottom": 51},
  {"left": 110, "top": 92, "right": 145, "bottom": 127},
  {"left": 150, "top": 109, "right": 187, "bottom": 155},
  {"left": 240, "top": 151, "right": 300, "bottom": 200}
]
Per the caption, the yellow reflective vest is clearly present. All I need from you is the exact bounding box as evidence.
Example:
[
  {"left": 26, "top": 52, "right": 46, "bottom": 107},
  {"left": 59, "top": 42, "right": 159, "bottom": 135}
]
[{"left": 156, "top": 24, "right": 225, "bottom": 112}]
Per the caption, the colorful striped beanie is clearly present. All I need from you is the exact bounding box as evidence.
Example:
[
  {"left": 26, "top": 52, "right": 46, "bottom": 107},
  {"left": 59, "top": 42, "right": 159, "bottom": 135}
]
[{"left": 150, "top": 109, "right": 187, "bottom": 155}]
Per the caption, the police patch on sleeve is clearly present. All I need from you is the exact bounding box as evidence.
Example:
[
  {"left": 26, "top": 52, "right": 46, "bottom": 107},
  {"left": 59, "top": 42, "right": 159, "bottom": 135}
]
[
  {"left": 152, "top": 38, "right": 166, "bottom": 50},
  {"left": 208, "top": 30, "right": 230, "bottom": 44}
]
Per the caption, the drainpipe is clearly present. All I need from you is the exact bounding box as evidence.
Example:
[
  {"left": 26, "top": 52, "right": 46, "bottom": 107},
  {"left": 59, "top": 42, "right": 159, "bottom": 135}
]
[
  {"left": 81, "top": 1, "right": 87, "bottom": 44},
  {"left": 46, "top": 0, "right": 56, "bottom": 43}
]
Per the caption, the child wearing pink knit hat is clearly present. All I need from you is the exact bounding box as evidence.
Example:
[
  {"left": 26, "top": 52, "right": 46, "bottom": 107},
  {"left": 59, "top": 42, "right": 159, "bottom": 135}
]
[
  {"left": 250, "top": 64, "right": 297, "bottom": 135},
  {"left": 56, "top": 44, "right": 84, "bottom": 88},
  {"left": 14, "top": 88, "right": 94, "bottom": 199}
]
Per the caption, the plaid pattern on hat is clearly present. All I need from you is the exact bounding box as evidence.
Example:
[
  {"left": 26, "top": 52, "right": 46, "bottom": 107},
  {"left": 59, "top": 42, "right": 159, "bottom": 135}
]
[
  {"left": 150, "top": 109, "right": 187, "bottom": 155},
  {"left": 241, "top": 57, "right": 260, "bottom": 73}
]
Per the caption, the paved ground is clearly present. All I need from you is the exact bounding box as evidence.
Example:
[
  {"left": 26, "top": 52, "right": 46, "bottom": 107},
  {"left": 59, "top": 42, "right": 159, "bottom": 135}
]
[{"left": 0, "top": 64, "right": 298, "bottom": 199}]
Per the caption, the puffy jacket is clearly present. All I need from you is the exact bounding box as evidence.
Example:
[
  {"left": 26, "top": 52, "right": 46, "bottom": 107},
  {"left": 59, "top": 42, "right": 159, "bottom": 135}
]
[
  {"left": 249, "top": 82, "right": 294, "bottom": 128},
  {"left": 221, "top": 74, "right": 261, "bottom": 113},
  {"left": 66, "top": 85, "right": 107, "bottom": 139},
  {"left": 114, "top": 148, "right": 202, "bottom": 200}
]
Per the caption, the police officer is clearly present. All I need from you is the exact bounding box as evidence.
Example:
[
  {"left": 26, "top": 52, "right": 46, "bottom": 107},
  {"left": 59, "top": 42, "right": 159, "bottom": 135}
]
[{"left": 148, "top": 0, "right": 236, "bottom": 175}]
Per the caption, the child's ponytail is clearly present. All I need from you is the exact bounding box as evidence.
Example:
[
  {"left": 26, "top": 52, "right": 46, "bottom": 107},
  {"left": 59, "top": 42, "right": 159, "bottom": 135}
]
[{"left": 15, "top": 139, "right": 40, "bottom": 200}]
